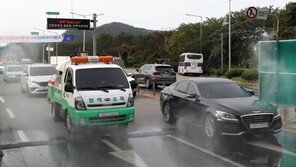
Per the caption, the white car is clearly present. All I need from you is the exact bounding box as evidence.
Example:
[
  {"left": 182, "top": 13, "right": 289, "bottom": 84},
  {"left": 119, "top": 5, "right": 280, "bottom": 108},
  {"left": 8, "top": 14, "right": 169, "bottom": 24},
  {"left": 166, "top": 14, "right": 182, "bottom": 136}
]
[
  {"left": 20, "top": 64, "right": 57, "bottom": 96},
  {"left": 3, "top": 65, "right": 23, "bottom": 82}
]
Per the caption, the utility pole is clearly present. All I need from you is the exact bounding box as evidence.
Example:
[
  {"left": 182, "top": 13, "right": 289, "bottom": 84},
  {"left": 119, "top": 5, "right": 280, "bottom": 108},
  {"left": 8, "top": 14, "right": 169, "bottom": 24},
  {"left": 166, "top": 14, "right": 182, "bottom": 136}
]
[
  {"left": 93, "top": 13, "right": 97, "bottom": 56},
  {"left": 185, "top": 14, "right": 203, "bottom": 54},
  {"left": 221, "top": 33, "right": 223, "bottom": 70},
  {"left": 228, "top": 0, "right": 231, "bottom": 71}
]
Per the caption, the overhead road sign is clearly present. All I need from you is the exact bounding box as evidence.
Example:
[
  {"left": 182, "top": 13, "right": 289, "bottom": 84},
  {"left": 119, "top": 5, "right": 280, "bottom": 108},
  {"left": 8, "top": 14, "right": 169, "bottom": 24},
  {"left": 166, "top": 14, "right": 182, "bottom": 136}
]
[
  {"left": 47, "top": 18, "right": 90, "bottom": 30},
  {"left": 245, "top": 7, "right": 258, "bottom": 19},
  {"left": 46, "top": 12, "right": 60, "bottom": 15},
  {"left": 0, "top": 35, "right": 63, "bottom": 43}
]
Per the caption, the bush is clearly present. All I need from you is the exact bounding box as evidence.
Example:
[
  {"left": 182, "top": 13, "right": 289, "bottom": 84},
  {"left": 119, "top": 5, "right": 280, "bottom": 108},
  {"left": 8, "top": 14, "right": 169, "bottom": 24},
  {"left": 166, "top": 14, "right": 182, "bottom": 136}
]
[
  {"left": 214, "top": 68, "right": 227, "bottom": 76},
  {"left": 241, "top": 69, "right": 258, "bottom": 81},
  {"left": 224, "top": 68, "right": 245, "bottom": 79}
]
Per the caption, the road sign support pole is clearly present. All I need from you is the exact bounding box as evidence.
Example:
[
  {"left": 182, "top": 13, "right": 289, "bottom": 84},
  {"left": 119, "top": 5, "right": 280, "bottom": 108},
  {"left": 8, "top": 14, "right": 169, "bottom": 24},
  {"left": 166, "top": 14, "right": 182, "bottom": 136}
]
[
  {"left": 93, "top": 13, "right": 97, "bottom": 56},
  {"left": 228, "top": 0, "right": 231, "bottom": 71},
  {"left": 221, "top": 33, "right": 223, "bottom": 70}
]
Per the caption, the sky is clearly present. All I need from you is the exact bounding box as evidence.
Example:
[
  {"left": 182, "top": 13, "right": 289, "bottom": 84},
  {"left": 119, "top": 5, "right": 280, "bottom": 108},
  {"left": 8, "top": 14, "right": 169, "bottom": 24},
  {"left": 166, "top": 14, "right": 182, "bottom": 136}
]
[{"left": 0, "top": 0, "right": 293, "bottom": 36}]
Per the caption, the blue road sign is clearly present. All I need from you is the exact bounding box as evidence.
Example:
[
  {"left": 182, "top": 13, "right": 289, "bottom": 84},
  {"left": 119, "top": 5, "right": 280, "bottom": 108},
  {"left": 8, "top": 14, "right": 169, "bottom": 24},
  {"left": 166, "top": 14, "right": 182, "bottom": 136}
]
[{"left": 62, "top": 35, "right": 74, "bottom": 42}]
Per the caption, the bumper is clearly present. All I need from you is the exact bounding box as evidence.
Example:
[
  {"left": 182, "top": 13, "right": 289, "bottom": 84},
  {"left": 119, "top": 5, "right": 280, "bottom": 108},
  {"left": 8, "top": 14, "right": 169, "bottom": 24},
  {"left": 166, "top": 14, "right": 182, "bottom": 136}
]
[
  {"left": 153, "top": 78, "right": 176, "bottom": 85},
  {"left": 216, "top": 117, "right": 282, "bottom": 136},
  {"left": 29, "top": 85, "right": 48, "bottom": 94},
  {"left": 69, "top": 106, "right": 135, "bottom": 127}
]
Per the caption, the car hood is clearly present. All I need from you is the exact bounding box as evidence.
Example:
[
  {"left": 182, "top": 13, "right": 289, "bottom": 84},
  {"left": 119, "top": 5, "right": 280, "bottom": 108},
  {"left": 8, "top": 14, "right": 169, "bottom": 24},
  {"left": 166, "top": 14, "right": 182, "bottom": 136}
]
[
  {"left": 30, "top": 76, "right": 53, "bottom": 82},
  {"left": 207, "top": 96, "right": 277, "bottom": 116}
]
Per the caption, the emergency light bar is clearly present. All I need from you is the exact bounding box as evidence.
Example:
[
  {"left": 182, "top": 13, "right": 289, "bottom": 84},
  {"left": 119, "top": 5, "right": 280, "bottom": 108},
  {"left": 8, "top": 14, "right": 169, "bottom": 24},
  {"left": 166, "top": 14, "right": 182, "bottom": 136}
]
[{"left": 71, "top": 56, "right": 114, "bottom": 64}]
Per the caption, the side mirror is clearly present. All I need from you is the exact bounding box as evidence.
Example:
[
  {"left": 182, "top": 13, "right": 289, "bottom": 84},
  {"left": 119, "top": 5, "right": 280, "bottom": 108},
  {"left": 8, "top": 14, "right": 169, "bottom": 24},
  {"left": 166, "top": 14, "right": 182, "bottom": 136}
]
[
  {"left": 187, "top": 94, "right": 201, "bottom": 102},
  {"left": 136, "top": 69, "right": 139, "bottom": 72},
  {"left": 245, "top": 88, "right": 255, "bottom": 95},
  {"left": 64, "top": 83, "right": 74, "bottom": 93},
  {"left": 22, "top": 72, "right": 28, "bottom": 77},
  {"left": 130, "top": 80, "right": 137, "bottom": 89},
  {"left": 127, "top": 73, "right": 133, "bottom": 77}
]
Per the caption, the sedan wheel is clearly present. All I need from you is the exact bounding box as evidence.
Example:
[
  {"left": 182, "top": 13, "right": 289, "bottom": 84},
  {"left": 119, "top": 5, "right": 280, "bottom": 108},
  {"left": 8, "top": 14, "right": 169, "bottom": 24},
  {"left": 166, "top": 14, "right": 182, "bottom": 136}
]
[
  {"left": 145, "top": 78, "right": 151, "bottom": 89},
  {"left": 204, "top": 114, "right": 216, "bottom": 138},
  {"left": 163, "top": 103, "right": 175, "bottom": 124}
]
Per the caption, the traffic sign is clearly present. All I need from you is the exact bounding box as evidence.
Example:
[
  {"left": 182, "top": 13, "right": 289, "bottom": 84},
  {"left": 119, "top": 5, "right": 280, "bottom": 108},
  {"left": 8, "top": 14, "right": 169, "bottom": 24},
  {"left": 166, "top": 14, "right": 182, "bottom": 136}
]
[
  {"left": 31, "top": 32, "right": 39, "bottom": 35},
  {"left": 245, "top": 7, "right": 258, "bottom": 19},
  {"left": 46, "top": 12, "right": 60, "bottom": 15},
  {"left": 62, "top": 35, "right": 75, "bottom": 42},
  {"left": 257, "top": 8, "right": 269, "bottom": 20},
  {"left": 46, "top": 47, "right": 54, "bottom": 51},
  {"left": 47, "top": 18, "right": 90, "bottom": 30}
]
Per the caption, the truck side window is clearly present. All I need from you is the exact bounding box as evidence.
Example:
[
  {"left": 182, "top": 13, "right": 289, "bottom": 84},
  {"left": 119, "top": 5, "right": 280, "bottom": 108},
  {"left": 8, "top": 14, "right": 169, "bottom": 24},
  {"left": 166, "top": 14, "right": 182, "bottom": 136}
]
[{"left": 64, "top": 68, "right": 73, "bottom": 84}]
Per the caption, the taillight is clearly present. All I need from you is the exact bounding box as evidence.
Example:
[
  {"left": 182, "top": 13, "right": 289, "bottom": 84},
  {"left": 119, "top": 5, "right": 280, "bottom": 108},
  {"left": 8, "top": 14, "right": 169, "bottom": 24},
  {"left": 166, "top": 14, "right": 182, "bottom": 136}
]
[{"left": 153, "top": 72, "right": 160, "bottom": 75}]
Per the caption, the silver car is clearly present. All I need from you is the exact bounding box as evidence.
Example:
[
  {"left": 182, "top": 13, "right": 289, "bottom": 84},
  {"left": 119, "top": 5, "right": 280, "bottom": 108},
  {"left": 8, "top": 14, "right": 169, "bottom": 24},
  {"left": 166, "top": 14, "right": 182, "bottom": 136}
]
[
  {"left": 20, "top": 64, "right": 57, "bottom": 96},
  {"left": 3, "top": 65, "right": 23, "bottom": 82}
]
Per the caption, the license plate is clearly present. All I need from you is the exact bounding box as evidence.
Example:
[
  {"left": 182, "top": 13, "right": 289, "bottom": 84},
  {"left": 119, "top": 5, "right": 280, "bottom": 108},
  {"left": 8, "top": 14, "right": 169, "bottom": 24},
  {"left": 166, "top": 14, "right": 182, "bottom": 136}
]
[
  {"left": 249, "top": 122, "right": 269, "bottom": 129},
  {"left": 99, "top": 112, "right": 118, "bottom": 117}
]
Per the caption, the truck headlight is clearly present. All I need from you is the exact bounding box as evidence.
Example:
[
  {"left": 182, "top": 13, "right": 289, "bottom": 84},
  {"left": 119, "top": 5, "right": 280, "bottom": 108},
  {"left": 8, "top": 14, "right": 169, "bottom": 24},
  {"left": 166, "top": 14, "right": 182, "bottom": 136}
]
[
  {"left": 274, "top": 108, "right": 281, "bottom": 118},
  {"left": 127, "top": 93, "right": 134, "bottom": 107},
  {"left": 75, "top": 97, "right": 86, "bottom": 110},
  {"left": 216, "top": 110, "right": 238, "bottom": 121}
]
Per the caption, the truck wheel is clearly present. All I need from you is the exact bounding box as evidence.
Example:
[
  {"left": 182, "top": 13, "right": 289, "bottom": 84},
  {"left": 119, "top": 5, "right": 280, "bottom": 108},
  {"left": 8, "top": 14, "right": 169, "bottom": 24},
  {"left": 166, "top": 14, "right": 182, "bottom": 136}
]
[
  {"left": 51, "top": 103, "right": 61, "bottom": 122},
  {"left": 117, "top": 123, "right": 128, "bottom": 130},
  {"left": 65, "top": 112, "right": 77, "bottom": 134}
]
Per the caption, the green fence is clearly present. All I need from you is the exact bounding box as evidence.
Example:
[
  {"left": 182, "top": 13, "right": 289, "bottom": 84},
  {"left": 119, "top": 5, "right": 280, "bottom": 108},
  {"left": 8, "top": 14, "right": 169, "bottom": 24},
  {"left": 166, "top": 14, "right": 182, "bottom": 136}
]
[{"left": 259, "top": 40, "right": 296, "bottom": 107}]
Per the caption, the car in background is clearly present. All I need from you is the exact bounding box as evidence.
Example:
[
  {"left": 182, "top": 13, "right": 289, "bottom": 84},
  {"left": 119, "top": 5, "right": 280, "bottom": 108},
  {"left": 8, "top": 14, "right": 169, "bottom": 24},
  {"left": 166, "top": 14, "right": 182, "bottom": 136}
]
[
  {"left": 160, "top": 78, "right": 282, "bottom": 138},
  {"left": 3, "top": 65, "right": 23, "bottom": 82},
  {"left": 133, "top": 64, "right": 176, "bottom": 89},
  {"left": 20, "top": 64, "right": 57, "bottom": 96},
  {"left": 0, "top": 62, "right": 5, "bottom": 74}
]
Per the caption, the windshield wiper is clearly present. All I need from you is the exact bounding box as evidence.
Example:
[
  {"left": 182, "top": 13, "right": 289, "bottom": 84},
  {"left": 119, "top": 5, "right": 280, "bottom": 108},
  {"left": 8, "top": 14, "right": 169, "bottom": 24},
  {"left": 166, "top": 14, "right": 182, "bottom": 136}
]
[
  {"left": 78, "top": 87, "right": 109, "bottom": 93},
  {"left": 97, "top": 86, "right": 126, "bottom": 92}
]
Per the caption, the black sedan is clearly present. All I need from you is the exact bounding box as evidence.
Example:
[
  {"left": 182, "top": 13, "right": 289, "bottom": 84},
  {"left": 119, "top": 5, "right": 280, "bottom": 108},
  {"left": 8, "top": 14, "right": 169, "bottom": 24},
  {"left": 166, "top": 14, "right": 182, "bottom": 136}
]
[{"left": 160, "top": 78, "right": 282, "bottom": 138}]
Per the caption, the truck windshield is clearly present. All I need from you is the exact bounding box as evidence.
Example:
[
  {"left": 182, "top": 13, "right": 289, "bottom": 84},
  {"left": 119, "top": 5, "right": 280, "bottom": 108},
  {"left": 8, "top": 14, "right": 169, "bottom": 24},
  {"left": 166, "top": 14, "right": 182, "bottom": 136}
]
[
  {"left": 187, "top": 54, "right": 202, "bottom": 59},
  {"left": 76, "top": 68, "right": 129, "bottom": 90},
  {"left": 30, "top": 67, "right": 57, "bottom": 76}
]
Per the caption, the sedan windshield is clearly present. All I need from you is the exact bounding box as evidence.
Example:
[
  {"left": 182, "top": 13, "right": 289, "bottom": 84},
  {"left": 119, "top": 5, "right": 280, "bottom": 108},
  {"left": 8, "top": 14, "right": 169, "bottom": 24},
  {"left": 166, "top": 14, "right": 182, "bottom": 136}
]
[
  {"left": 199, "top": 83, "right": 251, "bottom": 98},
  {"left": 30, "top": 67, "right": 57, "bottom": 76},
  {"left": 7, "top": 66, "right": 23, "bottom": 72},
  {"left": 76, "top": 68, "right": 129, "bottom": 90}
]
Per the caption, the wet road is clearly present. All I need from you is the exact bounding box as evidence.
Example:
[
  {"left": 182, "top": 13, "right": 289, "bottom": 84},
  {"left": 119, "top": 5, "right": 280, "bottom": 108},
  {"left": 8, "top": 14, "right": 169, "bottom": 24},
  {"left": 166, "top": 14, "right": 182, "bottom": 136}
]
[{"left": 1, "top": 76, "right": 296, "bottom": 167}]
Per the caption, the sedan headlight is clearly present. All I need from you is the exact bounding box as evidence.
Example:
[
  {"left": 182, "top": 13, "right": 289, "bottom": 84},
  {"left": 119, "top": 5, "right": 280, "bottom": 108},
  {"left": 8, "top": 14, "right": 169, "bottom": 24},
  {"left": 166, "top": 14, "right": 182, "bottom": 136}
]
[
  {"left": 274, "top": 108, "right": 281, "bottom": 118},
  {"left": 75, "top": 97, "right": 86, "bottom": 110},
  {"left": 127, "top": 93, "right": 134, "bottom": 107},
  {"left": 216, "top": 110, "right": 238, "bottom": 121},
  {"left": 31, "top": 81, "right": 39, "bottom": 86}
]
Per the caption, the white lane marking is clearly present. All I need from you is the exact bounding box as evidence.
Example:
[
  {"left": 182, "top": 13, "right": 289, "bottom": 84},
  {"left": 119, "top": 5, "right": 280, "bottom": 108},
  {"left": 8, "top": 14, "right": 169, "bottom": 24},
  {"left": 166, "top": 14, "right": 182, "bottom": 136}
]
[
  {"left": 246, "top": 141, "right": 296, "bottom": 156},
  {"left": 102, "top": 140, "right": 149, "bottom": 167},
  {"left": 17, "top": 130, "right": 28, "bottom": 142},
  {"left": 0, "top": 97, "right": 5, "bottom": 103},
  {"left": 6, "top": 108, "right": 15, "bottom": 118},
  {"left": 167, "top": 135, "right": 245, "bottom": 167}
]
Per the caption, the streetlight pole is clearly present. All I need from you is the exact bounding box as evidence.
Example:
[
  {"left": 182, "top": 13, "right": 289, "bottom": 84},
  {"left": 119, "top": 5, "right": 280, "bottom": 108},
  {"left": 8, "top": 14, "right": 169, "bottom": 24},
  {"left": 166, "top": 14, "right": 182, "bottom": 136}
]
[
  {"left": 185, "top": 14, "right": 203, "bottom": 54},
  {"left": 47, "top": 31, "right": 59, "bottom": 65},
  {"left": 70, "top": 12, "right": 88, "bottom": 52},
  {"left": 33, "top": 27, "right": 45, "bottom": 63},
  {"left": 228, "top": 0, "right": 231, "bottom": 71},
  {"left": 221, "top": 33, "right": 223, "bottom": 70}
]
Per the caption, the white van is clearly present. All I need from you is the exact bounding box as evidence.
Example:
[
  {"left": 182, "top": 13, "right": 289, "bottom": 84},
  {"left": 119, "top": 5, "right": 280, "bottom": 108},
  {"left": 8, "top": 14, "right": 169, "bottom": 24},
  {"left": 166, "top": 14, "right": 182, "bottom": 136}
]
[{"left": 178, "top": 53, "right": 203, "bottom": 75}]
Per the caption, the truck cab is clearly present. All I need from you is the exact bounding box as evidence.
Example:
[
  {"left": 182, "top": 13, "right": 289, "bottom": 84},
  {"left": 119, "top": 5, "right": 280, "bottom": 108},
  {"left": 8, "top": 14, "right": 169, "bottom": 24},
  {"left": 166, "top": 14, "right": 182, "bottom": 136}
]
[{"left": 48, "top": 56, "right": 135, "bottom": 133}]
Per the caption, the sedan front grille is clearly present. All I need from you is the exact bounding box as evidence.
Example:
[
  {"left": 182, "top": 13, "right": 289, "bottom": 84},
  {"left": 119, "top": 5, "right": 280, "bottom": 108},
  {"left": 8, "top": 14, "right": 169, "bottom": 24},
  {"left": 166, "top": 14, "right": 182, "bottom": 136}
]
[
  {"left": 38, "top": 82, "right": 48, "bottom": 87},
  {"left": 241, "top": 114, "right": 274, "bottom": 129}
]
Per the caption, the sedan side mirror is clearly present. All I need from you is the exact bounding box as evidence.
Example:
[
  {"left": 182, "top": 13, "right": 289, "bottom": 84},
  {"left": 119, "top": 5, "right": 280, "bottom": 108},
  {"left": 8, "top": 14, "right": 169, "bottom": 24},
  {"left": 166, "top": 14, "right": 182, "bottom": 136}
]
[
  {"left": 65, "top": 83, "right": 74, "bottom": 93},
  {"left": 127, "top": 73, "right": 133, "bottom": 77},
  {"left": 130, "top": 80, "right": 137, "bottom": 89},
  {"left": 187, "top": 94, "right": 201, "bottom": 102},
  {"left": 22, "top": 72, "right": 28, "bottom": 77}
]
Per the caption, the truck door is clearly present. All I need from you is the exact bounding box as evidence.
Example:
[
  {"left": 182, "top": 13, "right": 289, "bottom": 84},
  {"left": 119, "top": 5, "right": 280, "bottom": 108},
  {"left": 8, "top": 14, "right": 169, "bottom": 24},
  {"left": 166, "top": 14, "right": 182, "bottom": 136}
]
[{"left": 63, "top": 68, "right": 75, "bottom": 109}]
